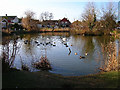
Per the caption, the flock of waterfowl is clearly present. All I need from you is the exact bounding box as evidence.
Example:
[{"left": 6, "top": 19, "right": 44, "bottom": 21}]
[
  {"left": 22, "top": 38, "right": 89, "bottom": 71},
  {"left": 24, "top": 39, "right": 56, "bottom": 47},
  {"left": 24, "top": 38, "right": 88, "bottom": 60},
  {"left": 62, "top": 38, "right": 88, "bottom": 59}
]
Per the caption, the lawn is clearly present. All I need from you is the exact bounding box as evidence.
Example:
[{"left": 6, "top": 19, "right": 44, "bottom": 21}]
[{"left": 2, "top": 70, "right": 120, "bottom": 88}]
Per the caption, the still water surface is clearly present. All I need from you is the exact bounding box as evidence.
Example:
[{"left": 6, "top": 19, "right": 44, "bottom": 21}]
[{"left": 1, "top": 32, "right": 118, "bottom": 76}]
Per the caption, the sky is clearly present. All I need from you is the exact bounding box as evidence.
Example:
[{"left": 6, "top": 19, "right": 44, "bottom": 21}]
[{"left": 0, "top": 0, "right": 119, "bottom": 22}]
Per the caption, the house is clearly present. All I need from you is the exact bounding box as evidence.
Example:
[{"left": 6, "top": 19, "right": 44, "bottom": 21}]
[
  {"left": 60, "top": 17, "right": 71, "bottom": 27},
  {"left": 0, "top": 14, "right": 19, "bottom": 29},
  {"left": 40, "top": 17, "right": 71, "bottom": 28},
  {"left": 41, "top": 20, "right": 60, "bottom": 28}
]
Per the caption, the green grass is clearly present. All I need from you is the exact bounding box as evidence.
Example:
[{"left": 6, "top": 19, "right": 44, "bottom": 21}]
[{"left": 3, "top": 70, "right": 120, "bottom": 88}]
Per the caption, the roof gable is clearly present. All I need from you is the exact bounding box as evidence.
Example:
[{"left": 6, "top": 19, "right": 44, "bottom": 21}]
[
  {"left": 2, "top": 16, "right": 17, "bottom": 20},
  {"left": 60, "top": 18, "right": 71, "bottom": 23}
]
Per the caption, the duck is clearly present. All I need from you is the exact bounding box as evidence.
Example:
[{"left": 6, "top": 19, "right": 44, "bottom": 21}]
[
  {"left": 66, "top": 45, "right": 68, "bottom": 47},
  {"left": 37, "top": 44, "right": 40, "bottom": 46},
  {"left": 53, "top": 45, "right": 56, "bottom": 46},
  {"left": 24, "top": 40, "right": 28, "bottom": 44},
  {"left": 68, "top": 48, "right": 71, "bottom": 52},
  {"left": 46, "top": 43, "right": 49, "bottom": 45},
  {"left": 75, "top": 53, "right": 77, "bottom": 55},
  {"left": 80, "top": 56, "right": 85, "bottom": 59},
  {"left": 64, "top": 43, "right": 67, "bottom": 45},
  {"left": 24, "top": 42, "right": 27, "bottom": 44}
]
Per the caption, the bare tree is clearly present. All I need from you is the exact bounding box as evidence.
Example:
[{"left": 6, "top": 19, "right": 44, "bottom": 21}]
[
  {"left": 81, "top": 2, "right": 97, "bottom": 31},
  {"left": 44, "top": 12, "right": 49, "bottom": 20},
  {"left": 39, "top": 11, "right": 54, "bottom": 21},
  {"left": 100, "top": 2, "right": 117, "bottom": 32},
  {"left": 49, "top": 13, "right": 53, "bottom": 20},
  {"left": 22, "top": 10, "right": 37, "bottom": 31},
  {"left": 24, "top": 10, "right": 35, "bottom": 19}
]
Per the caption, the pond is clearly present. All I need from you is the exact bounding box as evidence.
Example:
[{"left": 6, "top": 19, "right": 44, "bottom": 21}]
[{"left": 1, "top": 32, "right": 119, "bottom": 76}]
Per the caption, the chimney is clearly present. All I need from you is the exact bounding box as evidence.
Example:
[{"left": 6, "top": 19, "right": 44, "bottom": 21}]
[{"left": 6, "top": 14, "right": 7, "bottom": 16}]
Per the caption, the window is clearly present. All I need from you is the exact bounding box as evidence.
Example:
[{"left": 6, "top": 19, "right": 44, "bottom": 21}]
[
  {"left": 61, "top": 21, "right": 64, "bottom": 24},
  {"left": 65, "top": 21, "right": 68, "bottom": 24}
]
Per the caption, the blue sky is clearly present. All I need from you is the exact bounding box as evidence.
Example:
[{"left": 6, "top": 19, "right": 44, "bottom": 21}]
[{"left": 0, "top": 0, "right": 119, "bottom": 22}]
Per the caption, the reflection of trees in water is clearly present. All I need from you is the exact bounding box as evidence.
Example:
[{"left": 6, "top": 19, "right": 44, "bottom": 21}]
[
  {"left": 2, "top": 35, "right": 21, "bottom": 72},
  {"left": 95, "top": 36, "right": 115, "bottom": 47},
  {"left": 70, "top": 36, "right": 95, "bottom": 55},
  {"left": 20, "top": 34, "right": 55, "bottom": 70},
  {"left": 2, "top": 33, "right": 53, "bottom": 71},
  {"left": 70, "top": 35, "right": 85, "bottom": 52},
  {"left": 83, "top": 36, "right": 94, "bottom": 53},
  {"left": 100, "top": 41, "right": 119, "bottom": 72}
]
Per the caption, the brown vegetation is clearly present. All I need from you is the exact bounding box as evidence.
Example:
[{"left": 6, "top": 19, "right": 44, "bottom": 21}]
[
  {"left": 22, "top": 10, "right": 38, "bottom": 31},
  {"left": 33, "top": 56, "right": 52, "bottom": 70},
  {"left": 100, "top": 41, "right": 119, "bottom": 72},
  {"left": 70, "top": 2, "right": 117, "bottom": 35}
]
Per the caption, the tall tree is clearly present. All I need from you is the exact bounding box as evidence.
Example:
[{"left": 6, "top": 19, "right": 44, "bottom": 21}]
[
  {"left": 100, "top": 2, "right": 117, "bottom": 31},
  {"left": 40, "top": 11, "right": 53, "bottom": 21},
  {"left": 22, "top": 10, "right": 36, "bottom": 31},
  {"left": 81, "top": 2, "right": 97, "bottom": 30}
]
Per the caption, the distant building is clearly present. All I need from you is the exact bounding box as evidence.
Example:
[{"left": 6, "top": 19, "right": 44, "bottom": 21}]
[
  {"left": 41, "top": 20, "right": 60, "bottom": 28},
  {"left": 40, "top": 17, "right": 71, "bottom": 28},
  {"left": 0, "top": 14, "right": 20, "bottom": 29},
  {"left": 60, "top": 17, "right": 71, "bottom": 27}
]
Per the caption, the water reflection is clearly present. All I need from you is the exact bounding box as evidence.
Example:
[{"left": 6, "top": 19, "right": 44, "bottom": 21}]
[
  {"left": 100, "top": 40, "right": 119, "bottom": 72},
  {"left": 2, "top": 33, "right": 118, "bottom": 76}
]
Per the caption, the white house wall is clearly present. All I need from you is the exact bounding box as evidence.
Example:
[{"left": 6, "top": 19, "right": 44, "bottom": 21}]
[{"left": 12, "top": 17, "right": 19, "bottom": 23}]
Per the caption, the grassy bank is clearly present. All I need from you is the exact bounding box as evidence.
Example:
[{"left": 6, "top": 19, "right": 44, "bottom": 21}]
[
  {"left": 3, "top": 70, "right": 119, "bottom": 88},
  {"left": 2, "top": 28, "right": 70, "bottom": 36}
]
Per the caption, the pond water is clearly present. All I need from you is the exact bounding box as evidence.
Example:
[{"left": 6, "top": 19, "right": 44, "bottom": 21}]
[{"left": 1, "top": 32, "right": 119, "bottom": 76}]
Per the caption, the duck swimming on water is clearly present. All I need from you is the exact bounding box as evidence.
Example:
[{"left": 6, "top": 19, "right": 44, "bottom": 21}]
[{"left": 80, "top": 56, "right": 85, "bottom": 59}]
